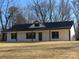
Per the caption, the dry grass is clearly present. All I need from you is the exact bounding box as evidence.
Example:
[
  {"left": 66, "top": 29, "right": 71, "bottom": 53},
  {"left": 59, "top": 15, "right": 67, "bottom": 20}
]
[{"left": 0, "top": 41, "right": 79, "bottom": 59}]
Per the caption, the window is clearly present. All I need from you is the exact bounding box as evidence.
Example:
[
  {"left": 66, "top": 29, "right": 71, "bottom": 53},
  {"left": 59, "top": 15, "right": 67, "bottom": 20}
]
[
  {"left": 26, "top": 32, "right": 36, "bottom": 39},
  {"left": 52, "top": 32, "right": 59, "bottom": 39},
  {"left": 26, "top": 33, "right": 31, "bottom": 39},
  {"left": 35, "top": 23, "right": 39, "bottom": 27},
  {"left": 11, "top": 33, "right": 17, "bottom": 39}
]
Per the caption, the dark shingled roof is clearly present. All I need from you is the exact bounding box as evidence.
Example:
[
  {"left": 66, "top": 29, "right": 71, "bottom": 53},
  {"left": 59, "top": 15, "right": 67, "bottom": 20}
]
[{"left": 7, "top": 21, "right": 74, "bottom": 31}]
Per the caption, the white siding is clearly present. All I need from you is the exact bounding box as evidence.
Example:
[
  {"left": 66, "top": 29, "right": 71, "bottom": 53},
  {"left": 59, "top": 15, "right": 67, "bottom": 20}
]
[
  {"left": 70, "top": 25, "right": 75, "bottom": 40},
  {"left": 7, "top": 29, "right": 72, "bottom": 42}
]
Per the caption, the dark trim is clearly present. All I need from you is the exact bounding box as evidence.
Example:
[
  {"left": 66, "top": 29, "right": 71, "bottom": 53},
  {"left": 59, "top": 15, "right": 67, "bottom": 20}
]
[{"left": 69, "top": 29, "right": 70, "bottom": 41}]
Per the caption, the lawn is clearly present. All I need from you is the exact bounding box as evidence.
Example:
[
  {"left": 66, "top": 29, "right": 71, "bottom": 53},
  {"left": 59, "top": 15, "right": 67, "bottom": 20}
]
[{"left": 0, "top": 41, "right": 79, "bottom": 59}]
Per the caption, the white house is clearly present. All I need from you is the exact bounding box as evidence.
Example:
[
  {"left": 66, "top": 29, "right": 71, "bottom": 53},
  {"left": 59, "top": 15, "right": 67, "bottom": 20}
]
[{"left": 4, "top": 21, "right": 75, "bottom": 42}]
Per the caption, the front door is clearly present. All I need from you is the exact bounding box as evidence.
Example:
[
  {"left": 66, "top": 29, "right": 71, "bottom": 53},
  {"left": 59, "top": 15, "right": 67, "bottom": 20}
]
[{"left": 39, "top": 32, "right": 42, "bottom": 41}]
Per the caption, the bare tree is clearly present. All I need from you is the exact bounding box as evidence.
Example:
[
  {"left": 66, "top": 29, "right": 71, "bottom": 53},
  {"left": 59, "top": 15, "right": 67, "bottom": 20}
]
[
  {"left": 48, "top": 0, "right": 56, "bottom": 22},
  {"left": 25, "top": 0, "right": 71, "bottom": 22},
  {"left": 0, "top": 0, "right": 5, "bottom": 31},
  {"left": 21, "top": 6, "right": 36, "bottom": 23},
  {"left": 72, "top": 0, "right": 79, "bottom": 21},
  {"left": 0, "top": 0, "right": 15, "bottom": 41},
  {"left": 0, "top": 0, "right": 4, "bottom": 29},
  {"left": 72, "top": 0, "right": 79, "bottom": 40},
  {"left": 27, "top": 0, "right": 56, "bottom": 22},
  {"left": 8, "top": 6, "right": 27, "bottom": 27},
  {"left": 0, "top": 0, "right": 15, "bottom": 31},
  {"left": 57, "top": 0, "right": 71, "bottom": 21},
  {"left": 31, "top": 0, "right": 48, "bottom": 22}
]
